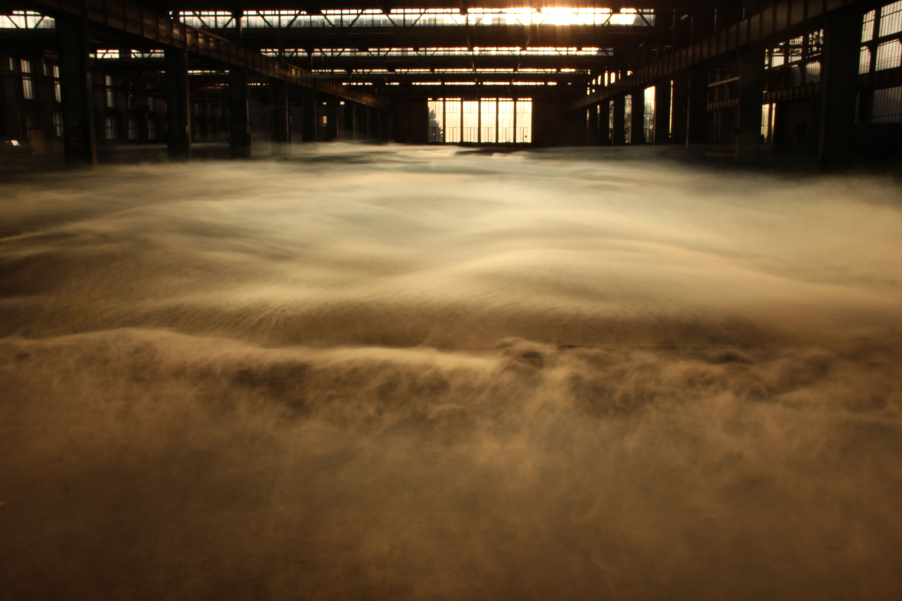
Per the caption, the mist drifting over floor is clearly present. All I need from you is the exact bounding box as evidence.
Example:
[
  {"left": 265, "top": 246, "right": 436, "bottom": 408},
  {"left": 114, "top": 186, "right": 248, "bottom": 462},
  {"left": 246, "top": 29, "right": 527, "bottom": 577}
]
[{"left": 1, "top": 145, "right": 902, "bottom": 600}]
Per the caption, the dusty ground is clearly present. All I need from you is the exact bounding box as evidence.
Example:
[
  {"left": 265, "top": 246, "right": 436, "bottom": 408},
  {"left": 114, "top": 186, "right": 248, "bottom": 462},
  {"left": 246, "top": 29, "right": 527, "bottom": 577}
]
[{"left": 1, "top": 146, "right": 901, "bottom": 600}]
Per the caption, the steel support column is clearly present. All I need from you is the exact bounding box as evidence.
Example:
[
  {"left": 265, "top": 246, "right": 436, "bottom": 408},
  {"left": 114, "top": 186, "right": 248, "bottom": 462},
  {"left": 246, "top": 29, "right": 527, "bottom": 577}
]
[
  {"left": 654, "top": 80, "right": 672, "bottom": 145},
  {"left": 631, "top": 89, "right": 646, "bottom": 145},
  {"left": 737, "top": 45, "right": 767, "bottom": 165},
  {"left": 671, "top": 75, "right": 689, "bottom": 145},
  {"left": 271, "top": 78, "right": 290, "bottom": 156},
  {"left": 819, "top": 7, "right": 863, "bottom": 171},
  {"left": 165, "top": 48, "right": 190, "bottom": 161},
  {"left": 230, "top": 67, "right": 251, "bottom": 158},
  {"left": 587, "top": 107, "right": 599, "bottom": 145},
  {"left": 309, "top": 89, "right": 319, "bottom": 142},
  {"left": 55, "top": 14, "right": 96, "bottom": 168},
  {"left": 686, "top": 66, "right": 709, "bottom": 155}
]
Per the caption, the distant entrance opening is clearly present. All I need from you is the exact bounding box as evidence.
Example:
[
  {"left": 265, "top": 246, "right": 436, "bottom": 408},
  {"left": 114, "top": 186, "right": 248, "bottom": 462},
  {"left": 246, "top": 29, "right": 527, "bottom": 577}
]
[{"left": 429, "top": 98, "right": 532, "bottom": 144}]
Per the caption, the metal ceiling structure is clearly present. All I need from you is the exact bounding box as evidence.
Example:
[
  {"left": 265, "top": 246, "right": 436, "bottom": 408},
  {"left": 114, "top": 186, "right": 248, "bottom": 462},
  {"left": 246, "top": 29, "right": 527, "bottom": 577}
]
[{"left": 3, "top": 0, "right": 895, "bottom": 170}]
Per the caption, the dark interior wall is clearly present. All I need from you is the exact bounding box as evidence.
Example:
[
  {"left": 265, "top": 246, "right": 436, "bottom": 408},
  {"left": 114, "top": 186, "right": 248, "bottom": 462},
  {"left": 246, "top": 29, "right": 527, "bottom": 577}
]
[
  {"left": 532, "top": 100, "right": 567, "bottom": 147},
  {"left": 857, "top": 122, "right": 902, "bottom": 160},
  {"left": 393, "top": 100, "right": 428, "bottom": 144},
  {"left": 774, "top": 98, "right": 820, "bottom": 155}
]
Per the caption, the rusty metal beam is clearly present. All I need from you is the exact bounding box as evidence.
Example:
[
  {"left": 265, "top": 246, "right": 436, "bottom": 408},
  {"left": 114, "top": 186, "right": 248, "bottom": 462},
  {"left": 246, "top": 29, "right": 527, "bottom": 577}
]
[
  {"left": 28, "top": 0, "right": 393, "bottom": 111},
  {"left": 568, "top": 0, "right": 866, "bottom": 112}
]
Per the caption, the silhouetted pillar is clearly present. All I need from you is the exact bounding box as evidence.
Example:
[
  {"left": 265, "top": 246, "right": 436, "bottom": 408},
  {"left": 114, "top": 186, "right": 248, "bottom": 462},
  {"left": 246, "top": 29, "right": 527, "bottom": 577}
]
[
  {"left": 612, "top": 95, "right": 626, "bottom": 145},
  {"left": 586, "top": 107, "right": 599, "bottom": 145},
  {"left": 271, "top": 78, "right": 289, "bottom": 156},
  {"left": 686, "top": 66, "right": 709, "bottom": 155},
  {"left": 308, "top": 89, "right": 319, "bottom": 142},
  {"left": 55, "top": 15, "right": 96, "bottom": 168},
  {"left": 630, "top": 89, "right": 646, "bottom": 145},
  {"left": 671, "top": 75, "right": 688, "bottom": 144},
  {"left": 164, "top": 48, "right": 190, "bottom": 161},
  {"left": 230, "top": 67, "right": 251, "bottom": 158},
  {"left": 327, "top": 99, "right": 339, "bottom": 140},
  {"left": 654, "top": 80, "right": 671, "bottom": 145},
  {"left": 819, "top": 7, "right": 863, "bottom": 171},
  {"left": 737, "top": 45, "right": 767, "bottom": 165},
  {"left": 365, "top": 106, "right": 372, "bottom": 140}
]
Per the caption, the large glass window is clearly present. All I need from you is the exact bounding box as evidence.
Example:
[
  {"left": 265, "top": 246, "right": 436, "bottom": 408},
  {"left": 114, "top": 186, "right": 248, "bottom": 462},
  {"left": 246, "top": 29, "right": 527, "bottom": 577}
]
[
  {"left": 21, "top": 60, "right": 34, "bottom": 100},
  {"left": 643, "top": 87, "right": 655, "bottom": 143},
  {"left": 428, "top": 98, "right": 532, "bottom": 144},
  {"left": 105, "top": 75, "right": 115, "bottom": 108},
  {"left": 872, "top": 86, "right": 902, "bottom": 123},
  {"left": 515, "top": 100, "right": 532, "bottom": 143},
  {"left": 105, "top": 116, "right": 117, "bottom": 140},
  {"left": 481, "top": 99, "right": 497, "bottom": 143},
  {"left": 428, "top": 99, "right": 443, "bottom": 142},
  {"left": 444, "top": 98, "right": 461, "bottom": 143},
  {"left": 462, "top": 101, "right": 479, "bottom": 143},
  {"left": 497, "top": 99, "right": 514, "bottom": 143}
]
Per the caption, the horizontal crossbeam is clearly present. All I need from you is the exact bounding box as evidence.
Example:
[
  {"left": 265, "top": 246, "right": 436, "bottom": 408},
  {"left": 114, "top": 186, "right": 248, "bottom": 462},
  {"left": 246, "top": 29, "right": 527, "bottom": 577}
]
[
  {"left": 27, "top": 0, "right": 393, "bottom": 110},
  {"left": 568, "top": 0, "right": 865, "bottom": 112}
]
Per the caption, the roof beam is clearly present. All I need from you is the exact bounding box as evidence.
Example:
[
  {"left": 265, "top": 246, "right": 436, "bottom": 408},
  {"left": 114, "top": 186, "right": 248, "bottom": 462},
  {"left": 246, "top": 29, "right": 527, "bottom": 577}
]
[
  {"left": 27, "top": 0, "right": 392, "bottom": 110},
  {"left": 568, "top": 0, "right": 866, "bottom": 111}
]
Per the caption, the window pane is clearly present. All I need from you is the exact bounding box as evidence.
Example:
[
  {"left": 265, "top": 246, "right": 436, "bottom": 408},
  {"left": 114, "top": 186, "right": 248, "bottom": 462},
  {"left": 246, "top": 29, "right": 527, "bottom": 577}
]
[
  {"left": 481, "top": 99, "right": 497, "bottom": 143},
  {"left": 462, "top": 101, "right": 478, "bottom": 143},
  {"left": 515, "top": 99, "right": 532, "bottom": 143},
  {"left": 444, "top": 98, "right": 461, "bottom": 143},
  {"left": 498, "top": 99, "right": 514, "bottom": 143},
  {"left": 428, "top": 99, "right": 444, "bottom": 142}
]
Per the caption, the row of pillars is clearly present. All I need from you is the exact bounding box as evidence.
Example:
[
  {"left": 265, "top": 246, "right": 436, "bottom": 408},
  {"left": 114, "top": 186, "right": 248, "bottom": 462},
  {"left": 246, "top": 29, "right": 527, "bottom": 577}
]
[
  {"left": 577, "top": 6, "right": 863, "bottom": 170},
  {"left": 55, "top": 14, "right": 391, "bottom": 168}
]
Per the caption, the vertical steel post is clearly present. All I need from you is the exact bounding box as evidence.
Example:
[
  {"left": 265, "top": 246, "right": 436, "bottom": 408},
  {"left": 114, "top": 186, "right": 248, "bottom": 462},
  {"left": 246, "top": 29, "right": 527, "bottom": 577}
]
[
  {"left": 270, "top": 78, "right": 289, "bottom": 156},
  {"left": 230, "top": 67, "right": 251, "bottom": 158},
  {"left": 819, "top": 7, "right": 864, "bottom": 171},
  {"left": 56, "top": 14, "right": 96, "bottom": 168}
]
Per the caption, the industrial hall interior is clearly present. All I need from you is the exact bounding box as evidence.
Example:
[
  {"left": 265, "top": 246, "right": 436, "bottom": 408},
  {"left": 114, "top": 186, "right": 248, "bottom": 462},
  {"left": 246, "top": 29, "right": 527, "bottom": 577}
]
[
  {"left": 2, "top": 1, "right": 902, "bottom": 601},
  {"left": 0, "top": 0, "right": 900, "bottom": 165}
]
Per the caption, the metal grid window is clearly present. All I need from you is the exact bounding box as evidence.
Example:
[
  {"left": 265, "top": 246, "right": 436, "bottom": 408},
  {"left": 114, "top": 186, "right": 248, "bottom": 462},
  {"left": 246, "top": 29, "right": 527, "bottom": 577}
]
[
  {"left": 105, "top": 116, "right": 117, "bottom": 140},
  {"left": 643, "top": 87, "right": 655, "bottom": 144},
  {"left": 52, "top": 112, "right": 63, "bottom": 137},
  {"left": 863, "top": 10, "right": 876, "bottom": 43},
  {"left": 481, "top": 99, "right": 497, "bottom": 143},
  {"left": 128, "top": 117, "right": 139, "bottom": 140},
  {"left": 274, "top": 47, "right": 612, "bottom": 59},
  {"left": 52, "top": 65, "right": 60, "bottom": 102},
  {"left": 20, "top": 60, "right": 34, "bottom": 100},
  {"left": 444, "top": 98, "right": 461, "bottom": 142},
  {"left": 497, "top": 99, "right": 514, "bottom": 143},
  {"left": 427, "top": 99, "right": 443, "bottom": 142},
  {"left": 805, "top": 61, "right": 822, "bottom": 84},
  {"left": 462, "top": 101, "right": 479, "bottom": 143},
  {"left": 624, "top": 95, "right": 632, "bottom": 143},
  {"left": 860, "top": 46, "right": 873, "bottom": 74},
  {"left": 875, "top": 39, "right": 902, "bottom": 71},
  {"left": 177, "top": 8, "right": 654, "bottom": 30},
  {"left": 872, "top": 86, "right": 902, "bottom": 122},
  {"left": 515, "top": 100, "right": 532, "bottom": 143},
  {"left": 879, "top": 1, "right": 902, "bottom": 37},
  {"left": 105, "top": 75, "right": 115, "bottom": 108},
  {"left": 428, "top": 98, "right": 530, "bottom": 144},
  {"left": 0, "top": 11, "right": 54, "bottom": 28}
]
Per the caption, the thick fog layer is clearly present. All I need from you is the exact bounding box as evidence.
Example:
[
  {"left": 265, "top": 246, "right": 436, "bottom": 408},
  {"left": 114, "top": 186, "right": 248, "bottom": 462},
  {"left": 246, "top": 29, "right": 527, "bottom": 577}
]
[{"left": 1, "top": 146, "right": 901, "bottom": 600}]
